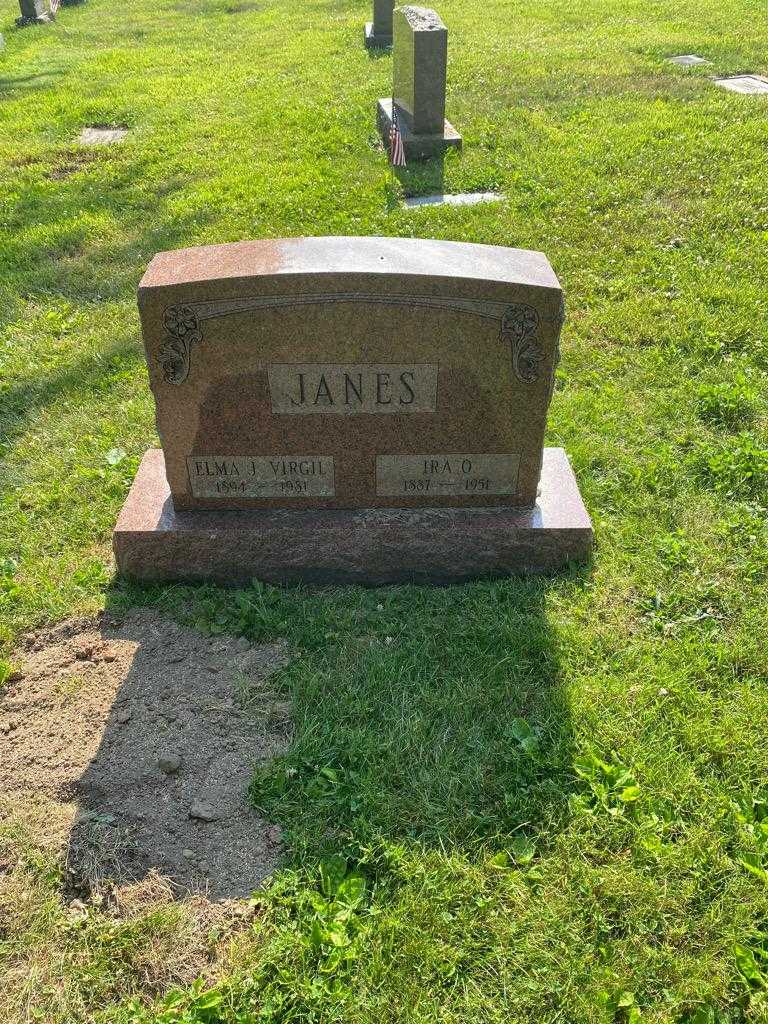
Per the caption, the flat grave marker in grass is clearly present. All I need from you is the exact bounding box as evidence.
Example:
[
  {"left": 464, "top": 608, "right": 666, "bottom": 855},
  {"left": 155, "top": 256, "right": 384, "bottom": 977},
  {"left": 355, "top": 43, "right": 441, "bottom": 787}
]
[
  {"left": 78, "top": 126, "right": 128, "bottom": 145},
  {"left": 377, "top": 5, "right": 461, "bottom": 161},
  {"left": 403, "top": 191, "right": 503, "bottom": 208},
  {"left": 667, "top": 54, "right": 710, "bottom": 66},
  {"left": 365, "top": 0, "right": 394, "bottom": 48},
  {"left": 714, "top": 74, "right": 768, "bottom": 94},
  {"left": 113, "top": 236, "right": 593, "bottom": 584}
]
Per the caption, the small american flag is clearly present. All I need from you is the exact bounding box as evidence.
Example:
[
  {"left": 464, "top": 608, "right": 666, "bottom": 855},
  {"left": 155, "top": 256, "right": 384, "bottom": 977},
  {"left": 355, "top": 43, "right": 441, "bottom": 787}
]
[{"left": 389, "top": 102, "right": 407, "bottom": 168}]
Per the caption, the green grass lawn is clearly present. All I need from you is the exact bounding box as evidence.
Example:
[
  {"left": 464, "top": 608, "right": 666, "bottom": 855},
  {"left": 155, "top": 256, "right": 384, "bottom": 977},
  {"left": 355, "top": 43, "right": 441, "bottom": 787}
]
[{"left": 2, "top": 0, "right": 768, "bottom": 1019}]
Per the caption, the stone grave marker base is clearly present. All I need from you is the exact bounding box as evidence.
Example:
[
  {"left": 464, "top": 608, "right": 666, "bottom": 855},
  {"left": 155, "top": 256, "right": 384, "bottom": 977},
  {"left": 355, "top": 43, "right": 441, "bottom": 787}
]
[
  {"left": 365, "top": 22, "right": 392, "bottom": 48},
  {"left": 377, "top": 98, "right": 461, "bottom": 162},
  {"left": 114, "top": 448, "right": 593, "bottom": 586},
  {"left": 16, "top": 11, "right": 52, "bottom": 24},
  {"left": 16, "top": 0, "right": 51, "bottom": 24}
]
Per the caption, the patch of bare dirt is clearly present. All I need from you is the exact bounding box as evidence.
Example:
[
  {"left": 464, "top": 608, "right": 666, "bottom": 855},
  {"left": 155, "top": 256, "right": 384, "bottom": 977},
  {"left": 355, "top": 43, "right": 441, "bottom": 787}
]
[
  {"left": 48, "top": 150, "right": 102, "bottom": 180},
  {"left": 172, "top": 0, "right": 260, "bottom": 12},
  {"left": 8, "top": 154, "right": 44, "bottom": 169},
  {"left": 0, "top": 609, "right": 292, "bottom": 901}
]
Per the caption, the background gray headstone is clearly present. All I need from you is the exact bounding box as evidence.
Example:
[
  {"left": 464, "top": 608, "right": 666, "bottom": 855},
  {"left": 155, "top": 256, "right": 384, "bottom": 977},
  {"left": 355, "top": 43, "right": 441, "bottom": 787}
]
[
  {"left": 392, "top": 6, "right": 447, "bottom": 135},
  {"left": 17, "top": 0, "right": 49, "bottom": 23},
  {"left": 373, "top": 0, "right": 394, "bottom": 39}
]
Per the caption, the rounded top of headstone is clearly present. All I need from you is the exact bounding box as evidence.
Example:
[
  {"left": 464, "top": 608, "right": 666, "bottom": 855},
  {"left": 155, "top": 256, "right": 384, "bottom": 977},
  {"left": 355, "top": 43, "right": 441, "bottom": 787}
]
[
  {"left": 139, "top": 237, "right": 561, "bottom": 294},
  {"left": 395, "top": 5, "right": 446, "bottom": 30}
]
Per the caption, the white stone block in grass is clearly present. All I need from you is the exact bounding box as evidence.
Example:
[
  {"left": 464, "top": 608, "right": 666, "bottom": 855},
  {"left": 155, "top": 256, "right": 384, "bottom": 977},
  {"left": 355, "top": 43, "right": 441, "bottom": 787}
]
[
  {"left": 714, "top": 75, "right": 768, "bottom": 94},
  {"left": 78, "top": 127, "right": 128, "bottom": 145},
  {"left": 667, "top": 54, "right": 709, "bottom": 66},
  {"left": 404, "top": 192, "right": 503, "bottom": 209}
]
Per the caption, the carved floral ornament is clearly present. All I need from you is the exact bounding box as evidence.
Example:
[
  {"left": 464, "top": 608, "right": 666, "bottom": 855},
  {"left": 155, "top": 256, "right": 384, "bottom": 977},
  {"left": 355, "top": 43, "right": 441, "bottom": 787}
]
[
  {"left": 157, "top": 295, "right": 555, "bottom": 387},
  {"left": 158, "top": 305, "right": 203, "bottom": 386},
  {"left": 500, "top": 303, "right": 543, "bottom": 385}
]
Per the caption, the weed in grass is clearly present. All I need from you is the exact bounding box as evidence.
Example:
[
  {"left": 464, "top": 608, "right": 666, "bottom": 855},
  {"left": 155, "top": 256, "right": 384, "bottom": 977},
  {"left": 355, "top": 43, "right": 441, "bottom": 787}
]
[
  {"left": 572, "top": 748, "right": 642, "bottom": 817},
  {"left": 655, "top": 530, "right": 694, "bottom": 570},
  {"left": 696, "top": 378, "right": 758, "bottom": 431},
  {"left": 696, "top": 434, "right": 768, "bottom": 499}
]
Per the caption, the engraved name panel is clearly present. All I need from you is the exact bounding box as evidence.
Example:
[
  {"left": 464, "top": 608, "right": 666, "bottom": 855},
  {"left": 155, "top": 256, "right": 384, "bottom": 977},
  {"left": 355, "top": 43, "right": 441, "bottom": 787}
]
[
  {"left": 376, "top": 454, "right": 521, "bottom": 497},
  {"left": 187, "top": 456, "right": 335, "bottom": 498},
  {"left": 268, "top": 363, "right": 438, "bottom": 415}
]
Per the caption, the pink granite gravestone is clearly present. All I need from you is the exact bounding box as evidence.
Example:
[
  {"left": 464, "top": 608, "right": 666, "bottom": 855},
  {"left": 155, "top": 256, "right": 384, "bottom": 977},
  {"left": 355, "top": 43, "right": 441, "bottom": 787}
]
[{"left": 114, "top": 236, "right": 593, "bottom": 584}]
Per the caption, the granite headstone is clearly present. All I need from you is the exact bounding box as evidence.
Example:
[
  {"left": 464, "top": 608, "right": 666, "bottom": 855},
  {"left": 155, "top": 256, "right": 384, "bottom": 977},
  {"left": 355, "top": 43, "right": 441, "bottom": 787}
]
[
  {"left": 114, "top": 236, "right": 592, "bottom": 584},
  {"left": 365, "top": 0, "right": 394, "bottom": 48},
  {"left": 377, "top": 6, "right": 461, "bottom": 161},
  {"left": 16, "top": 0, "right": 51, "bottom": 25}
]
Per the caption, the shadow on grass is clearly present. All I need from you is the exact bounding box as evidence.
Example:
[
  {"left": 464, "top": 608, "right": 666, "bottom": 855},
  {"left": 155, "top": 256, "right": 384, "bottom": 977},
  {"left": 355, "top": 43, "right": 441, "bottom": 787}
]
[
  {"left": 366, "top": 45, "right": 392, "bottom": 60},
  {"left": 385, "top": 152, "right": 447, "bottom": 208},
  {"left": 1, "top": 152, "right": 216, "bottom": 460},
  {"left": 4, "top": 185, "right": 213, "bottom": 307},
  {"left": 0, "top": 69, "right": 66, "bottom": 97},
  {"left": 0, "top": 334, "right": 142, "bottom": 472},
  {"left": 104, "top": 569, "right": 584, "bottom": 869},
  {"left": 3, "top": 139, "right": 217, "bottom": 322}
]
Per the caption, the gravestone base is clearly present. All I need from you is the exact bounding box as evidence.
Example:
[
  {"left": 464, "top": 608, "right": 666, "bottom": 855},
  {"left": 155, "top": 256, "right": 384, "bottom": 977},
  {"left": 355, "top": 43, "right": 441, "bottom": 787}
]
[
  {"left": 16, "top": 10, "right": 52, "bottom": 24},
  {"left": 364, "top": 22, "right": 392, "bottom": 48},
  {"left": 114, "top": 448, "right": 593, "bottom": 586},
  {"left": 377, "top": 98, "right": 461, "bottom": 161}
]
